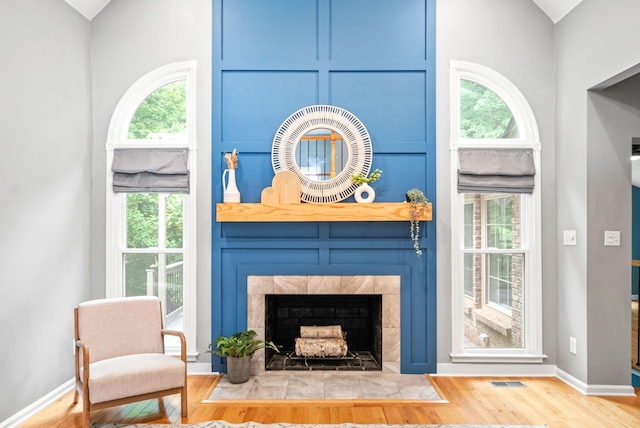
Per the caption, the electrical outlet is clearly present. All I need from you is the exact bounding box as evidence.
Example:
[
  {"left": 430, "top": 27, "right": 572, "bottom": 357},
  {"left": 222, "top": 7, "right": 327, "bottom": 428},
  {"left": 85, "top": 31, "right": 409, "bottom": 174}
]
[
  {"left": 604, "top": 230, "right": 620, "bottom": 246},
  {"left": 569, "top": 337, "right": 577, "bottom": 355}
]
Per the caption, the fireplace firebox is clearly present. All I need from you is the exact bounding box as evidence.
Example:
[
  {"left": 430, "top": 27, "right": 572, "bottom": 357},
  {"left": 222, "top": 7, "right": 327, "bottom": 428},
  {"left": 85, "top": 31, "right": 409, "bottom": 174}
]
[{"left": 264, "top": 294, "right": 382, "bottom": 370}]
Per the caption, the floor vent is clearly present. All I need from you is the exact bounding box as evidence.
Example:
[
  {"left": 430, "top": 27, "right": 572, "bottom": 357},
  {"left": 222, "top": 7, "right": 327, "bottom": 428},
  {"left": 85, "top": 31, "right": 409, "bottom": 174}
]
[{"left": 490, "top": 381, "right": 526, "bottom": 387}]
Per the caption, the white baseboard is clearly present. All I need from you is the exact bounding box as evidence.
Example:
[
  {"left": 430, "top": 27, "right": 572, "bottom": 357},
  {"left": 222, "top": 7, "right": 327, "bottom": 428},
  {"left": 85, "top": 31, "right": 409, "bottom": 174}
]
[
  {"left": 187, "top": 362, "right": 217, "bottom": 374},
  {"left": 556, "top": 368, "right": 636, "bottom": 396},
  {"left": 0, "top": 378, "right": 74, "bottom": 428},
  {"left": 436, "top": 362, "right": 557, "bottom": 377}
]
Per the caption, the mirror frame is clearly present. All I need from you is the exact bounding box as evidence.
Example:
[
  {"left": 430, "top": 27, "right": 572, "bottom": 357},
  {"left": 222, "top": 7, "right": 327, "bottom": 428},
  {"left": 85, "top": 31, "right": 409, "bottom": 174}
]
[{"left": 272, "top": 105, "right": 372, "bottom": 203}]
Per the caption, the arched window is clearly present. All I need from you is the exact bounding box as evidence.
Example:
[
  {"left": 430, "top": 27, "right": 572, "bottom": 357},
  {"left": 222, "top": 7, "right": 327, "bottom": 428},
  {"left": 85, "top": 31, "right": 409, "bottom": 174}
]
[
  {"left": 106, "top": 61, "right": 197, "bottom": 359},
  {"left": 450, "top": 61, "right": 544, "bottom": 363}
]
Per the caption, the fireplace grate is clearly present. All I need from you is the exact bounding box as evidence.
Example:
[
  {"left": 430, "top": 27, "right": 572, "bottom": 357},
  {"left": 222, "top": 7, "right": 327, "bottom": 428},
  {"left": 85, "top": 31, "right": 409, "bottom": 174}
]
[{"left": 266, "top": 351, "right": 381, "bottom": 371}]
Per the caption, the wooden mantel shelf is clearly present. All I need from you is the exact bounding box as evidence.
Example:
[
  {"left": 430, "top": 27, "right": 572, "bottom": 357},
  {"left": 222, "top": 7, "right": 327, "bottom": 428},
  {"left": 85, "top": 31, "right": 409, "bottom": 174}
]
[{"left": 216, "top": 202, "right": 432, "bottom": 222}]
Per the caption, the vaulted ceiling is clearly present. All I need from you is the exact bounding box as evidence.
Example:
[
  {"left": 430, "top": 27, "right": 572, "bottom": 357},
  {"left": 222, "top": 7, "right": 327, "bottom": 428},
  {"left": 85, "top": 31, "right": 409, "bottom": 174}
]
[
  {"left": 531, "top": 0, "right": 584, "bottom": 23},
  {"left": 64, "top": 0, "right": 110, "bottom": 21},
  {"left": 64, "top": 0, "right": 584, "bottom": 23}
]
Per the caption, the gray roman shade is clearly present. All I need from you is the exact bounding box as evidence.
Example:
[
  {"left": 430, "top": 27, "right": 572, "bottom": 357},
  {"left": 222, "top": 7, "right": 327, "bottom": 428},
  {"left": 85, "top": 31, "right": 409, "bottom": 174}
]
[
  {"left": 112, "top": 148, "right": 189, "bottom": 193},
  {"left": 458, "top": 148, "right": 535, "bottom": 194}
]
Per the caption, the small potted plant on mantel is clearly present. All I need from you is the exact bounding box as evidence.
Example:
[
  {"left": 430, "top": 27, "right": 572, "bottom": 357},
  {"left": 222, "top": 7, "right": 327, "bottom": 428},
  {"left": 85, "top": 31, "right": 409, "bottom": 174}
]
[
  {"left": 351, "top": 168, "right": 382, "bottom": 203},
  {"left": 208, "top": 330, "right": 279, "bottom": 384},
  {"left": 406, "top": 188, "right": 429, "bottom": 256}
]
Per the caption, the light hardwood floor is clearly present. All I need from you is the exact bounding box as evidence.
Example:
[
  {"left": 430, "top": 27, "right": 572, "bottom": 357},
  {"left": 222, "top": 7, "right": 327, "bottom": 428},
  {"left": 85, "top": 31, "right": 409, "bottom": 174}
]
[{"left": 18, "top": 374, "right": 640, "bottom": 427}]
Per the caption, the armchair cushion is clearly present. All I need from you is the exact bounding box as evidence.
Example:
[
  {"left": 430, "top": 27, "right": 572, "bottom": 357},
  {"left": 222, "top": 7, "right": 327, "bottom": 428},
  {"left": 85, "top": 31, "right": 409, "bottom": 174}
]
[{"left": 87, "top": 353, "right": 185, "bottom": 404}]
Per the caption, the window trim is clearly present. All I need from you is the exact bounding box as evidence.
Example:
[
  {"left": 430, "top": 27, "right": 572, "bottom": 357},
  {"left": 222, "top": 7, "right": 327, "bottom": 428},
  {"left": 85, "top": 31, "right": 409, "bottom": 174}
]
[
  {"left": 483, "top": 194, "right": 515, "bottom": 316},
  {"left": 105, "top": 61, "right": 198, "bottom": 361},
  {"left": 450, "top": 61, "right": 544, "bottom": 363},
  {"left": 463, "top": 200, "right": 474, "bottom": 299}
]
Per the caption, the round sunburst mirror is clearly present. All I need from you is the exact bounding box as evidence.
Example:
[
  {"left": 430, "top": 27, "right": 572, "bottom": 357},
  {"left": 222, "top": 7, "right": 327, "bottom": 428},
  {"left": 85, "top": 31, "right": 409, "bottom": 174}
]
[{"left": 271, "top": 105, "right": 372, "bottom": 203}]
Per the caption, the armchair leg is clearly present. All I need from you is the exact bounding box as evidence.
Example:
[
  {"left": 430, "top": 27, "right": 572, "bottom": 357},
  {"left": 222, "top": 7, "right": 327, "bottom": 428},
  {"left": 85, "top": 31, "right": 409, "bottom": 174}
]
[
  {"left": 82, "top": 396, "right": 90, "bottom": 428},
  {"left": 181, "top": 387, "right": 187, "bottom": 417},
  {"left": 158, "top": 396, "right": 166, "bottom": 413}
]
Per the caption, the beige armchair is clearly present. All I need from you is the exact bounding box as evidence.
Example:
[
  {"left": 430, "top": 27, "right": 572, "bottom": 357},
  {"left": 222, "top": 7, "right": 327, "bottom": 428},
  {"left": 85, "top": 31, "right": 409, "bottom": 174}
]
[{"left": 73, "top": 296, "right": 187, "bottom": 427}]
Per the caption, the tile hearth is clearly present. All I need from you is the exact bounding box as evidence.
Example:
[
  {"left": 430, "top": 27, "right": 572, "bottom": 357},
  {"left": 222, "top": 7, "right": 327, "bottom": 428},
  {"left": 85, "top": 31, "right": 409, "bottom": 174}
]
[{"left": 205, "top": 371, "right": 442, "bottom": 401}]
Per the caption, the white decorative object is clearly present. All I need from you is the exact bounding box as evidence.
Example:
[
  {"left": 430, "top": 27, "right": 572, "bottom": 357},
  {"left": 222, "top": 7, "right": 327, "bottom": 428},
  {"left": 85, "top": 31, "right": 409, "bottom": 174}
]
[
  {"left": 222, "top": 169, "right": 241, "bottom": 203},
  {"left": 354, "top": 183, "right": 375, "bottom": 203},
  {"left": 272, "top": 105, "right": 372, "bottom": 203}
]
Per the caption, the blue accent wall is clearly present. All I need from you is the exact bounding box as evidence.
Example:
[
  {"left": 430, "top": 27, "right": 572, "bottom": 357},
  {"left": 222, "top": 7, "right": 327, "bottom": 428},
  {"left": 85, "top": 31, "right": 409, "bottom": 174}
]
[{"left": 211, "top": 0, "right": 436, "bottom": 374}]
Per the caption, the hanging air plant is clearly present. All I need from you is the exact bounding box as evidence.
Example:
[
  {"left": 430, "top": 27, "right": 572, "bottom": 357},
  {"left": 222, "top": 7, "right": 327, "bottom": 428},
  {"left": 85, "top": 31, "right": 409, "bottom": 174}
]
[{"left": 405, "top": 188, "right": 428, "bottom": 256}]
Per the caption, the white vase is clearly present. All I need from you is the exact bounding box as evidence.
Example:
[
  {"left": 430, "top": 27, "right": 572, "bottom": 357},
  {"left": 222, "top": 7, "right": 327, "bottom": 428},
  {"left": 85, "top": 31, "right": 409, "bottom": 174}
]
[
  {"left": 223, "top": 169, "right": 241, "bottom": 203},
  {"left": 354, "top": 183, "right": 375, "bottom": 203}
]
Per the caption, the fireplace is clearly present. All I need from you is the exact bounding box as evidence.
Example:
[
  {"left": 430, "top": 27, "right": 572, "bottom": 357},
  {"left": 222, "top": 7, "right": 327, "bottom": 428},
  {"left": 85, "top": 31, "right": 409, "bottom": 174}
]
[
  {"left": 264, "top": 294, "right": 383, "bottom": 370},
  {"left": 247, "top": 275, "right": 400, "bottom": 373}
]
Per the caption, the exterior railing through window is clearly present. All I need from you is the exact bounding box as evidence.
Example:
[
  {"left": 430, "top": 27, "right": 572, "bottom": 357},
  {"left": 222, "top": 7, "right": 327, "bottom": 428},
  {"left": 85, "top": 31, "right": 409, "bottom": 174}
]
[{"left": 146, "top": 260, "right": 184, "bottom": 322}]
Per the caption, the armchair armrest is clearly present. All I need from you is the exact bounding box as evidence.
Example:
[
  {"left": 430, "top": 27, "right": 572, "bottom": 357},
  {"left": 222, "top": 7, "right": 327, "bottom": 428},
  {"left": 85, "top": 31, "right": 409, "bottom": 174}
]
[
  {"left": 74, "top": 339, "right": 90, "bottom": 404},
  {"left": 161, "top": 329, "right": 186, "bottom": 362}
]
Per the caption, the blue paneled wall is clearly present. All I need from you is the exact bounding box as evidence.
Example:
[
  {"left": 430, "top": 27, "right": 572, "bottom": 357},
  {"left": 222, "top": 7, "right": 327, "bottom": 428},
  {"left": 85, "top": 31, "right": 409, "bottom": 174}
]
[{"left": 211, "top": 0, "right": 436, "bottom": 374}]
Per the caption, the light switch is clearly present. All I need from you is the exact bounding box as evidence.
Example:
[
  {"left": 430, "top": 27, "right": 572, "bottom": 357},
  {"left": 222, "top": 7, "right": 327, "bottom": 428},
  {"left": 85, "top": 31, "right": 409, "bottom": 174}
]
[
  {"left": 563, "top": 230, "right": 576, "bottom": 246},
  {"left": 604, "top": 230, "right": 620, "bottom": 246}
]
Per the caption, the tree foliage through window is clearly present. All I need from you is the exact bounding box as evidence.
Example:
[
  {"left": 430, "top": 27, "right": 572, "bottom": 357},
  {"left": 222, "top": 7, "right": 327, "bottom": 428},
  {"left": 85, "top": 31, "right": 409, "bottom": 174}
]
[
  {"left": 460, "top": 79, "right": 519, "bottom": 139},
  {"left": 128, "top": 80, "right": 187, "bottom": 139}
]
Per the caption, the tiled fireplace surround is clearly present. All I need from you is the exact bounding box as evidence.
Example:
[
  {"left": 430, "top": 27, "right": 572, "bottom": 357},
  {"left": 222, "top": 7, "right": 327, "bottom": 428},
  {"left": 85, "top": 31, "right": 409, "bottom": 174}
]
[{"left": 247, "top": 275, "right": 401, "bottom": 373}]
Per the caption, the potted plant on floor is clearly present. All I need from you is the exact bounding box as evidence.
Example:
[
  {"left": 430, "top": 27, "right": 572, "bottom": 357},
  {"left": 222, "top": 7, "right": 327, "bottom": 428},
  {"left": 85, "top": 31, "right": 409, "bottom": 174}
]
[{"left": 209, "top": 329, "right": 279, "bottom": 384}]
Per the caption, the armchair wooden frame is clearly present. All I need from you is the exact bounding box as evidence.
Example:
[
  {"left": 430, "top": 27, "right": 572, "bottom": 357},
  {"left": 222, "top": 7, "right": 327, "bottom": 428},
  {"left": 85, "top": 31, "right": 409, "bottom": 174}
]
[{"left": 73, "top": 299, "right": 187, "bottom": 428}]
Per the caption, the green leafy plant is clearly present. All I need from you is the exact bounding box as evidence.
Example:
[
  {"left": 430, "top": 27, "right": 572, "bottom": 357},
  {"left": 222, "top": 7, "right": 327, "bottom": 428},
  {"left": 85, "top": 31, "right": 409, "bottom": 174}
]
[
  {"left": 351, "top": 169, "right": 382, "bottom": 186},
  {"left": 406, "top": 188, "right": 429, "bottom": 256},
  {"left": 208, "top": 330, "right": 279, "bottom": 358}
]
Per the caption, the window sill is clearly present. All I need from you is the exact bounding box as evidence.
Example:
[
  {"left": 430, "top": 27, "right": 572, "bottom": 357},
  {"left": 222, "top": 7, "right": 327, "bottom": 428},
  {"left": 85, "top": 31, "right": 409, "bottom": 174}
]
[
  {"left": 471, "top": 307, "right": 512, "bottom": 336},
  {"left": 166, "top": 351, "right": 199, "bottom": 362},
  {"left": 449, "top": 353, "right": 548, "bottom": 364}
]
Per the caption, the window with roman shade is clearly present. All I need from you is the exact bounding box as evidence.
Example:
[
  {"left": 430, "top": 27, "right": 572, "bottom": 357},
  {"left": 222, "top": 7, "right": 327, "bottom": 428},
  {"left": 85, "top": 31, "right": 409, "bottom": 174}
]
[
  {"left": 105, "top": 61, "right": 198, "bottom": 361},
  {"left": 449, "top": 61, "right": 543, "bottom": 365}
]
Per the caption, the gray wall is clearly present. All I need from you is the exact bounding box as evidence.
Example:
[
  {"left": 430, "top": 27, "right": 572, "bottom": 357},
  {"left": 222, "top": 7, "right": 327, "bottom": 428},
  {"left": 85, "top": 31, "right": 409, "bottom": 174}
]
[
  {"left": 586, "top": 84, "right": 638, "bottom": 384},
  {"left": 0, "top": 0, "right": 93, "bottom": 421},
  {"left": 435, "top": 0, "right": 557, "bottom": 365},
  {"left": 0, "top": 0, "right": 212, "bottom": 422},
  {"left": 555, "top": 0, "right": 640, "bottom": 385},
  {"left": 90, "top": 0, "right": 212, "bottom": 364}
]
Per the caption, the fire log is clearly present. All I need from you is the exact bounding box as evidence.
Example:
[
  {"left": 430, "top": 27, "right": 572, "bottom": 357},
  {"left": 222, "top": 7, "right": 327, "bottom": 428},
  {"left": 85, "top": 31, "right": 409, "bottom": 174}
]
[
  {"left": 295, "top": 337, "right": 348, "bottom": 358},
  {"left": 299, "top": 325, "right": 344, "bottom": 339}
]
